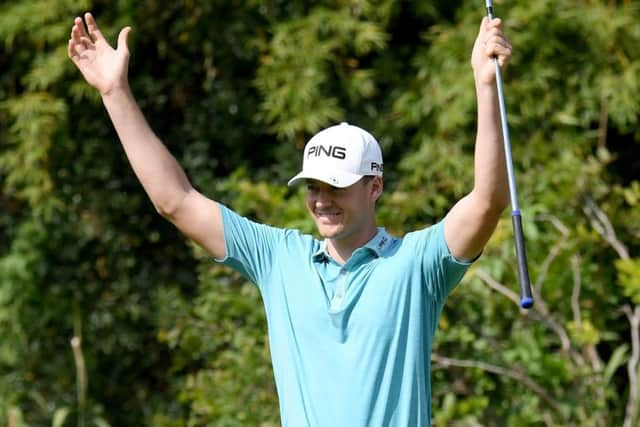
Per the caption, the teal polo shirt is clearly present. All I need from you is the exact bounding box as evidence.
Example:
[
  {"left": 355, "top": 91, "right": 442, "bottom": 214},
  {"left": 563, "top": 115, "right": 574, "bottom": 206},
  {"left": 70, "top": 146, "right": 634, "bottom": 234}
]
[{"left": 217, "top": 204, "right": 472, "bottom": 426}]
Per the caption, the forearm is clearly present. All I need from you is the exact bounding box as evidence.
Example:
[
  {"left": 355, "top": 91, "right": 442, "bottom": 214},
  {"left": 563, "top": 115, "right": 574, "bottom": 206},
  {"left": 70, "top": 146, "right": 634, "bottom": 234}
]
[
  {"left": 471, "top": 80, "right": 510, "bottom": 213},
  {"left": 443, "top": 17, "right": 512, "bottom": 259},
  {"left": 102, "top": 85, "right": 192, "bottom": 215}
]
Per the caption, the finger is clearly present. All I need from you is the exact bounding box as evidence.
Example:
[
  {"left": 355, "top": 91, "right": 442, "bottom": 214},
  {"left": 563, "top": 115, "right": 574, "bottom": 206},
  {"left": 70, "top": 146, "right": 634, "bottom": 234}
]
[
  {"left": 485, "top": 35, "right": 509, "bottom": 49},
  {"left": 84, "top": 12, "right": 106, "bottom": 43},
  {"left": 493, "top": 43, "right": 512, "bottom": 66},
  {"left": 486, "top": 41, "right": 511, "bottom": 58},
  {"left": 68, "top": 31, "right": 86, "bottom": 58},
  {"left": 479, "top": 16, "right": 489, "bottom": 34},
  {"left": 68, "top": 38, "right": 88, "bottom": 61},
  {"left": 69, "top": 36, "right": 94, "bottom": 58},
  {"left": 498, "top": 53, "right": 511, "bottom": 68},
  {"left": 73, "top": 16, "right": 90, "bottom": 41},
  {"left": 484, "top": 31, "right": 510, "bottom": 49},
  {"left": 484, "top": 35, "right": 511, "bottom": 56},
  {"left": 71, "top": 19, "right": 86, "bottom": 44},
  {"left": 68, "top": 39, "right": 76, "bottom": 59},
  {"left": 116, "top": 26, "right": 132, "bottom": 54},
  {"left": 494, "top": 43, "right": 512, "bottom": 57},
  {"left": 485, "top": 27, "right": 504, "bottom": 41},
  {"left": 487, "top": 17, "right": 502, "bottom": 30}
]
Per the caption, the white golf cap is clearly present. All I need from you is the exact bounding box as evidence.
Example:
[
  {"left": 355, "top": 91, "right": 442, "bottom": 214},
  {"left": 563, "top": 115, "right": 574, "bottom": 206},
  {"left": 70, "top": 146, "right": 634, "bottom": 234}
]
[{"left": 288, "top": 122, "right": 384, "bottom": 188}]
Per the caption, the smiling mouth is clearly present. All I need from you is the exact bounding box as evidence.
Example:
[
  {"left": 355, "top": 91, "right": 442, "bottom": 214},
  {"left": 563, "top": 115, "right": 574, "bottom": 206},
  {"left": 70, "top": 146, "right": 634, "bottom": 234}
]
[{"left": 316, "top": 212, "right": 341, "bottom": 221}]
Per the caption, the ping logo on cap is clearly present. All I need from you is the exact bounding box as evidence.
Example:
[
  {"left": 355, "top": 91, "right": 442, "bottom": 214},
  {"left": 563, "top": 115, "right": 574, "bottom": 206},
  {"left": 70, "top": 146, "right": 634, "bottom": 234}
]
[
  {"left": 307, "top": 145, "right": 347, "bottom": 160},
  {"left": 287, "top": 122, "right": 384, "bottom": 188}
]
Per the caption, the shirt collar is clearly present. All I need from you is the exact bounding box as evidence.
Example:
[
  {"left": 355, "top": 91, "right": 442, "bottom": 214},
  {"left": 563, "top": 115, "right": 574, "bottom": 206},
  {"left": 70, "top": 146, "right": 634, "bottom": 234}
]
[
  {"left": 312, "top": 228, "right": 393, "bottom": 262},
  {"left": 363, "top": 227, "right": 393, "bottom": 257},
  {"left": 312, "top": 240, "right": 330, "bottom": 262}
]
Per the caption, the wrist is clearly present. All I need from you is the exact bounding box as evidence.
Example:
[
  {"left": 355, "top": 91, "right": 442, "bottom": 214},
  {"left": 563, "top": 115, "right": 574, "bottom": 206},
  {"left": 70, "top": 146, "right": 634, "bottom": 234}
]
[
  {"left": 473, "top": 66, "right": 496, "bottom": 84},
  {"left": 101, "top": 84, "right": 135, "bottom": 113},
  {"left": 100, "top": 80, "right": 131, "bottom": 98},
  {"left": 474, "top": 79, "right": 497, "bottom": 96}
]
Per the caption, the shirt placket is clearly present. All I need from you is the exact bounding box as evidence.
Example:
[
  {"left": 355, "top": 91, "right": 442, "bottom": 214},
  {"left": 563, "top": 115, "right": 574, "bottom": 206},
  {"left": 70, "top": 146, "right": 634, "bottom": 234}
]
[{"left": 329, "top": 269, "right": 348, "bottom": 311}]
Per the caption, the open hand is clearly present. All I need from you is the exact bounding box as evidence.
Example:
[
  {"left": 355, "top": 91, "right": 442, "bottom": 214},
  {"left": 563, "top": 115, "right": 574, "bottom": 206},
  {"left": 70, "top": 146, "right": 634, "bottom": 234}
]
[
  {"left": 68, "top": 13, "right": 132, "bottom": 95},
  {"left": 471, "top": 17, "right": 512, "bottom": 85}
]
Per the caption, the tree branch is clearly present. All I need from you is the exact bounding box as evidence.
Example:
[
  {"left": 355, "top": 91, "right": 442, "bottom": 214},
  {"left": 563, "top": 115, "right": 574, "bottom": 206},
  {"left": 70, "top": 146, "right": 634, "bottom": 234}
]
[
  {"left": 598, "top": 85, "right": 609, "bottom": 150},
  {"left": 475, "top": 268, "right": 571, "bottom": 352},
  {"left": 431, "top": 353, "right": 562, "bottom": 414},
  {"left": 583, "top": 196, "right": 629, "bottom": 260},
  {"left": 7, "top": 410, "right": 16, "bottom": 427},
  {"left": 534, "top": 214, "right": 570, "bottom": 297},
  {"left": 623, "top": 305, "right": 640, "bottom": 427},
  {"left": 71, "top": 336, "right": 87, "bottom": 427},
  {"left": 570, "top": 254, "right": 582, "bottom": 329},
  {"left": 474, "top": 267, "right": 521, "bottom": 307}
]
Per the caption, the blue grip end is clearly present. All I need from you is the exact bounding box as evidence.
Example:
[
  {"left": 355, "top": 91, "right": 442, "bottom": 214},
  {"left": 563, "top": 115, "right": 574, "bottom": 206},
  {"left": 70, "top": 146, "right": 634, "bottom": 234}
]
[{"left": 520, "top": 297, "right": 534, "bottom": 309}]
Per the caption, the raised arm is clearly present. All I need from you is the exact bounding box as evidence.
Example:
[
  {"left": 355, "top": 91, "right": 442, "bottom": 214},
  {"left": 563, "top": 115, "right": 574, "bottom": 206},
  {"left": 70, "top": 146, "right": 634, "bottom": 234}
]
[
  {"left": 444, "top": 17, "right": 512, "bottom": 260},
  {"left": 68, "top": 13, "right": 225, "bottom": 258}
]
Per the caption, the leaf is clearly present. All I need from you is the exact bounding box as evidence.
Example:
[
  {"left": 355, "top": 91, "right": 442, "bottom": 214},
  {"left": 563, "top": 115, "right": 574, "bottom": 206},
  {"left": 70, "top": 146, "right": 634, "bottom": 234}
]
[
  {"left": 52, "top": 407, "right": 70, "bottom": 427},
  {"left": 604, "top": 344, "right": 629, "bottom": 387},
  {"left": 93, "top": 417, "right": 112, "bottom": 427},
  {"left": 616, "top": 258, "right": 640, "bottom": 304}
]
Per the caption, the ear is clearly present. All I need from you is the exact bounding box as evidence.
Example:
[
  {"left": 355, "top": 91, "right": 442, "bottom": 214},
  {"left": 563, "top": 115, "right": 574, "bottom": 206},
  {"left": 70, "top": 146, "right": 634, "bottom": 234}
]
[{"left": 370, "top": 176, "right": 383, "bottom": 202}]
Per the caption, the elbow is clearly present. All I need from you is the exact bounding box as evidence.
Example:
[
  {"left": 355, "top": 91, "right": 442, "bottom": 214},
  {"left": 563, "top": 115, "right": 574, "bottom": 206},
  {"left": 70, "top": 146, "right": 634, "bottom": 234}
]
[
  {"left": 483, "top": 186, "right": 510, "bottom": 214},
  {"left": 496, "top": 195, "right": 510, "bottom": 214},
  {"left": 153, "top": 192, "right": 190, "bottom": 220},
  {"left": 154, "top": 202, "right": 173, "bottom": 219},
  {"left": 486, "top": 186, "right": 511, "bottom": 214},
  {"left": 481, "top": 204, "right": 507, "bottom": 225},
  {"left": 154, "top": 201, "right": 176, "bottom": 219},
  {"left": 471, "top": 191, "right": 510, "bottom": 220},
  {"left": 490, "top": 196, "right": 510, "bottom": 218}
]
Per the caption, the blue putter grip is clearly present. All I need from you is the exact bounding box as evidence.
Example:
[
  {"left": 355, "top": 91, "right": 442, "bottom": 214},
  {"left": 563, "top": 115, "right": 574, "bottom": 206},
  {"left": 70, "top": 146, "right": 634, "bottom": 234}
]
[{"left": 512, "top": 211, "right": 534, "bottom": 308}]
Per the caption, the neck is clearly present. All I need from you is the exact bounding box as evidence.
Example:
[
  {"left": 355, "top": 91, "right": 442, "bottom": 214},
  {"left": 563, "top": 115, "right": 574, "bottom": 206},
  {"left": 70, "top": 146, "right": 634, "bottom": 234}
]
[{"left": 326, "top": 224, "right": 378, "bottom": 264}]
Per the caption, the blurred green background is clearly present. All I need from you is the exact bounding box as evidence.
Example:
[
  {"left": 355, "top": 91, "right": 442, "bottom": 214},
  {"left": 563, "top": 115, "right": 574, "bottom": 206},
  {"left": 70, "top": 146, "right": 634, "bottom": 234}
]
[{"left": 1, "top": 0, "right": 639, "bottom": 425}]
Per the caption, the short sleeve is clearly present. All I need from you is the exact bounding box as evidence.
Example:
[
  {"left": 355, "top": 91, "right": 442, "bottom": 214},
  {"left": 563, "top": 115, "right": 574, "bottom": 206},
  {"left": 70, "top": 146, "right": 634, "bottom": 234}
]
[
  {"left": 410, "top": 221, "right": 474, "bottom": 304},
  {"left": 216, "top": 204, "right": 286, "bottom": 287}
]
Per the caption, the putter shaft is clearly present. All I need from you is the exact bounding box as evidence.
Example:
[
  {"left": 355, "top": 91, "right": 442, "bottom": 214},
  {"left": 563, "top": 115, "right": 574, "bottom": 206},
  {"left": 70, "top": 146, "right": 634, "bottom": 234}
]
[{"left": 485, "top": 0, "right": 534, "bottom": 309}]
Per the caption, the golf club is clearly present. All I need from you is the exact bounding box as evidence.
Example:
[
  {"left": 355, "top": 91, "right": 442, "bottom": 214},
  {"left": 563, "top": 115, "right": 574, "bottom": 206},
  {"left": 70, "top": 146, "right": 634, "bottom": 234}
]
[{"left": 485, "top": 0, "right": 534, "bottom": 309}]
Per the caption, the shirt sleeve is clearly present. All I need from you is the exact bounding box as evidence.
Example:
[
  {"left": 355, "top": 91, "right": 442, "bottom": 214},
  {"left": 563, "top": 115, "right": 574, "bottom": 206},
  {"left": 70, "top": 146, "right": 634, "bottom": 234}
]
[
  {"left": 215, "top": 203, "right": 286, "bottom": 288},
  {"left": 413, "top": 220, "right": 474, "bottom": 304}
]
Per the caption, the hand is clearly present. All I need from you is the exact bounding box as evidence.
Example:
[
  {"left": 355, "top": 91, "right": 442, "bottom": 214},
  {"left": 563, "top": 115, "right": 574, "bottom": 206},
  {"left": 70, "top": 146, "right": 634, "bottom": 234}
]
[
  {"left": 68, "top": 13, "right": 132, "bottom": 96},
  {"left": 471, "top": 17, "right": 512, "bottom": 85}
]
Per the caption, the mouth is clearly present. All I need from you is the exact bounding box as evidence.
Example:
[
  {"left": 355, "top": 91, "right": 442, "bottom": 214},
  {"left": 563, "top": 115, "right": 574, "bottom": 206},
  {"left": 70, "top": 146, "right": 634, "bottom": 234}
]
[{"left": 315, "top": 211, "right": 342, "bottom": 222}]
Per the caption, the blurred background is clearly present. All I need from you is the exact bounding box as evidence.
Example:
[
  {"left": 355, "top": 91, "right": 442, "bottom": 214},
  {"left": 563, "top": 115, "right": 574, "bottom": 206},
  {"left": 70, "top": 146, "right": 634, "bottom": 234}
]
[{"left": 1, "top": 0, "right": 639, "bottom": 425}]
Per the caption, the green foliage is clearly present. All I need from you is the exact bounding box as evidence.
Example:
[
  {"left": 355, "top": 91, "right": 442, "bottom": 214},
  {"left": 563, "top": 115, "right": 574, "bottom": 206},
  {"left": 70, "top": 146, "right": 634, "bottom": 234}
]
[
  {"left": 1, "top": 0, "right": 639, "bottom": 426},
  {"left": 255, "top": 5, "right": 389, "bottom": 138},
  {"left": 616, "top": 258, "right": 640, "bottom": 304},
  {"left": 1, "top": 93, "right": 66, "bottom": 208}
]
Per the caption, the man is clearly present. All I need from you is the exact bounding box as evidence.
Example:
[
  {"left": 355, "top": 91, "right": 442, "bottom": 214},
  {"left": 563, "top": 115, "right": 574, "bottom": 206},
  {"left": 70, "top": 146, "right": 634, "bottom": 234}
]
[{"left": 68, "top": 11, "right": 511, "bottom": 426}]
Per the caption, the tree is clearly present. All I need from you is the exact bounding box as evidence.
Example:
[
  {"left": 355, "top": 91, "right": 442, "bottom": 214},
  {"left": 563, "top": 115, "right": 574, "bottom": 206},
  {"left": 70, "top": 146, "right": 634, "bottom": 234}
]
[{"left": 1, "top": 0, "right": 639, "bottom": 425}]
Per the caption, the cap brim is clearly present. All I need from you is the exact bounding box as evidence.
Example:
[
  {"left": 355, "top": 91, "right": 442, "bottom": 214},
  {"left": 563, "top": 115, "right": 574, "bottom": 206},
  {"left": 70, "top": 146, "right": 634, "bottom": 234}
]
[{"left": 287, "top": 169, "right": 363, "bottom": 188}]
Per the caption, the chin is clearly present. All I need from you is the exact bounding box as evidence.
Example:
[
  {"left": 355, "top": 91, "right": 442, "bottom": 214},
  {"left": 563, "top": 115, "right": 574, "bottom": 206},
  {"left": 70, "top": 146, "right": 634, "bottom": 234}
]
[{"left": 316, "top": 224, "right": 343, "bottom": 239}]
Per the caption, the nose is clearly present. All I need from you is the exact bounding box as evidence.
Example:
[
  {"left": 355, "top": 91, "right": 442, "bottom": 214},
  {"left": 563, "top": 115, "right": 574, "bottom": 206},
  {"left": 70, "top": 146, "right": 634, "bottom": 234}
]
[{"left": 313, "top": 187, "right": 333, "bottom": 206}]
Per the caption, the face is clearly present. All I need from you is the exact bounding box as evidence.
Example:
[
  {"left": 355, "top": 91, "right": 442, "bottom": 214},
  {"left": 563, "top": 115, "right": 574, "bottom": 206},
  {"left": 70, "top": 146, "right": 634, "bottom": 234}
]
[{"left": 305, "top": 177, "right": 382, "bottom": 244}]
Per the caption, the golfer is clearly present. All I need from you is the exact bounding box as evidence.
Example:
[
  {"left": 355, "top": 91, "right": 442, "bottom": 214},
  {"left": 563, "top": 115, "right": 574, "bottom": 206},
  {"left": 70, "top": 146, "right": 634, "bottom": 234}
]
[{"left": 68, "top": 12, "right": 511, "bottom": 426}]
